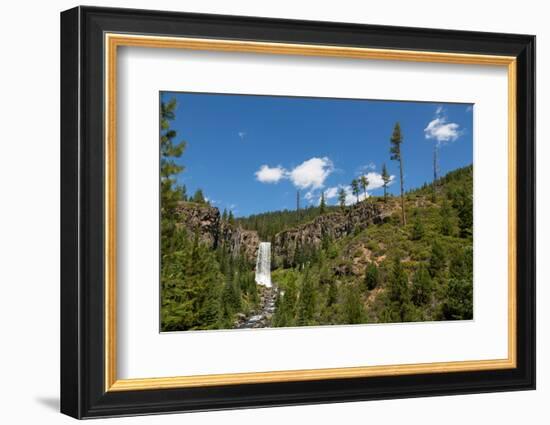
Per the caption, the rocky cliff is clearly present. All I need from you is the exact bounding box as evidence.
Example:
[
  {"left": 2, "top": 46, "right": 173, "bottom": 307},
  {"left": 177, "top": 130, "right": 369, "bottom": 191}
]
[
  {"left": 175, "top": 202, "right": 260, "bottom": 263},
  {"left": 272, "top": 201, "right": 393, "bottom": 263},
  {"left": 175, "top": 199, "right": 393, "bottom": 267}
]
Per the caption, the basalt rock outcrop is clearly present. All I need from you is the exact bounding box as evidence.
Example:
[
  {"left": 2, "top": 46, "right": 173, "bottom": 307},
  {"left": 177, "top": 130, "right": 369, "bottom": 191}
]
[
  {"left": 220, "top": 221, "right": 260, "bottom": 264},
  {"left": 175, "top": 202, "right": 260, "bottom": 263},
  {"left": 175, "top": 202, "right": 220, "bottom": 247},
  {"left": 175, "top": 199, "right": 393, "bottom": 267},
  {"left": 272, "top": 201, "right": 393, "bottom": 263}
]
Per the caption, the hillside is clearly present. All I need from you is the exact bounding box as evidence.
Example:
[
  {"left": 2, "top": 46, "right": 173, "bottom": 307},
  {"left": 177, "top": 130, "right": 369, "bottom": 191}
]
[
  {"left": 268, "top": 164, "right": 473, "bottom": 326},
  {"left": 162, "top": 165, "right": 473, "bottom": 330},
  {"left": 235, "top": 205, "right": 340, "bottom": 241}
]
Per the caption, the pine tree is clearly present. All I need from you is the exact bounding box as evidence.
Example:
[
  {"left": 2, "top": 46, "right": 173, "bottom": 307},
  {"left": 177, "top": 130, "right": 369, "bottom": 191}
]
[
  {"left": 192, "top": 189, "right": 206, "bottom": 204},
  {"left": 456, "top": 189, "right": 473, "bottom": 238},
  {"left": 273, "top": 292, "right": 290, "bottom": 327},
  {"left": 160, "top": 98, "right": 187, "bottom": 247},
  {"left": 381, "top": 163, "right": 390, "bottom": 203},
  {"left": 297, "top": 266, "right": 316, "bottom": 325},
  {"left": 411, "top": 265, "right": 433, "bottom": 306},
  {"left": 388, "top": 257, "right": 409, "bottom": 304},
  {"left": 351, "top": 179, "right": 360, "bottom": 203},
  {"left": 440, "top": 197, "right": 454, "bottom": 236},
  {"left": 342, "top": 285, "right": 363, "bottom": 324},
  {"left": 441, "top": 278, "right": 473, "bottom": 320},
  {"left": 161, "top": 227, "right": 224, "bottom": 331},
  {"left": 319, "top": 191, "right": 326, "bottom": 215},
  {"left": 390, "top": 122, "right": 406, "bottom": 225},
  {"left": 410, "top": 212, "right": 425, "bottom": 240},
  {"left": 338, "top": 187, "right": 347, "bottom": 211},
  {"left": 274, "top": 276, "right": 298, "bottom": 327},
  {"left": 428, "top": 239, "right": 446, "bottom": 278},
  {"left": 222, "top": 271, "right": 241, "bottom": 317},
  {"left": 386, "top": 256, "right": 412, "bottom": 322},
  {"left": 327, "top": 281, "right": 338, "bottom": 307},
  {"left": 364, "top": 262, "right": 379, "bottom": 291},
  {"left": 360, "top": 175, "right": 369, "bottom": 202}
]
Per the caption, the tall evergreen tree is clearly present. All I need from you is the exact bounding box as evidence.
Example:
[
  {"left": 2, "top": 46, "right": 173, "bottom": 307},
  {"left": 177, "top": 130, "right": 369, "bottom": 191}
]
[
  {"left": 441, "top": 246, "right": 473, "bottom": 320},
  {"left": 160, "top": 98, "right": 187, "bottom": 247},
  {"left": 338, "top": 187, "right": 347, "bottom": 211},
  {"left": 440, "top": 197, "right": 454, "bottom": 236},
  {"left": 364, "top": 262, "right": 379, "bottom": 291},
  {"left": 386, "top": 256, "right": 412, "bottom": 322},
  {"left": 222, "top": 270, "right": 241, "bottom": 318},
  {"left": 327, "top": 281, "right": 338, "bottom": 307},
  {"left": 410, "top": 212, "right": 425, "bottom": 241},
  {"left": 359, "top": 175, "right": 369, "bottom": 202},
  {"left": 456, "top": 189, "right": 473, "bottom": 238},
  {"left": 297, "top": 266, "right": 315, "bottom": 325},
  {"left": 342, "top": 285, "right": 363, "bottom": 324},
  {"left": 351, "top": 179, "right": 360, "bottom": 203},
  {"left": 411, "top": 265, "right": 433, "bottom": 306},
  {"left": 381, "top": 163, "right": 391, "bottom": 203},
  {"left": 428, "top": 239, "right": 446, "bottom": 278},
  {"left": 161, "top": 227, "right": 224, "bottom": 331},
  {"left": 440, "top": 246, "right": 473, "bottom": 320},
  {"left": 390, "top": 122, "right": 406, "bottom": 225},
  {"left": 192, "top": 189, "right": 206, "bottom": 204},
  {"left": 319, "top": 191, "right": 326, "bottom": 215}
]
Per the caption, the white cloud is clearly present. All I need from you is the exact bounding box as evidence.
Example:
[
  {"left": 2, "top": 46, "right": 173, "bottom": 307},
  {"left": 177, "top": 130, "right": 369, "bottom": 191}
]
[
  {"left": 343, "top": 185, "right": 368, "bottom": 206},
  {"left": 288, "top": 157, "right": 334, "bottom": 190},
  {"left": 255, "top": 157, "right": 334, "bottom": 196},
  {"left": 321, "top": 171, "right": 395, "bottom": 206},
  {"left": 318, "top": 185, "right": 365, "bottom": 206},
  {"left": 255, "top": 165, "right": 286, "bottom": 183},
  {"left": 324, "top": 186, "right": 339, "bottom": 200},
  {"left": 424, "top": 107, "right": 462, "bottom": 145},
  {"left": 238, "top": 131, "right": 247, "bottom": 140},
  {"left": 357, "top": 162, "right": 376, "bottom": 175},
  {"left": 360, "top": 171, "right": 395, "bottom": 191},
  {"left": 304, "top": 191, "right": 315, "bottom": 201}
]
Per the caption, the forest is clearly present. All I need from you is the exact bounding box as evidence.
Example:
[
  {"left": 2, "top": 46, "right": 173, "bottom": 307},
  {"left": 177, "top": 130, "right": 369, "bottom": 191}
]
[{"left": 160, "top": 97, "right": 473, "bottom": 332}]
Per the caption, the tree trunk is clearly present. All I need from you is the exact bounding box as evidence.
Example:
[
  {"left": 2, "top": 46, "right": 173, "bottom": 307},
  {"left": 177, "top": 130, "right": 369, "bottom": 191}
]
[
  {"left": 432, "top": 144, "right": 438, "bottom": 201},
  {"left": 399, "top": 158, "right": 406, "bottom": 225}
]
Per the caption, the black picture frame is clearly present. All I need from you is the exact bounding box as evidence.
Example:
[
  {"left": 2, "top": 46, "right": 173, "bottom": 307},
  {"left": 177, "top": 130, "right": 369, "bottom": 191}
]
[{"left": 61, "top": 5, "right": 535, "bottom": 419}]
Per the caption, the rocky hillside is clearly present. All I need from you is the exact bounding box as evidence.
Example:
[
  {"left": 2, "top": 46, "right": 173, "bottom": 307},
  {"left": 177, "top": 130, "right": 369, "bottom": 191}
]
[
  {"left": 175, "top": 198, "right": 396, "bottom": 266},
  {"left": 175, "top": 202, "right": 260, "bottom": 263},
  {"left": 272, "top": 201, "right": 394, "bottom": 265}
]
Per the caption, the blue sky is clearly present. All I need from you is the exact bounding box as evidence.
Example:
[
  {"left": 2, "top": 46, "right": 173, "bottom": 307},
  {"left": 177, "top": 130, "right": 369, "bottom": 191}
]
[{"left": 161, "top": 92, "right": 473, "bottom": 217}]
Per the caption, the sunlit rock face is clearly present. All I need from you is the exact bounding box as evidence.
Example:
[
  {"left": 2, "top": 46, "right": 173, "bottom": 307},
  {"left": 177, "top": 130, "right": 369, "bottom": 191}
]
[
  {"left": 174, "top": 201, "right": 259, "bottom": 264},
  {"left": 255, "top": 242, "right": 272, "bottom": 288},
  {"left": 272, "top": 200, "right": 392, "bottom": 263}
]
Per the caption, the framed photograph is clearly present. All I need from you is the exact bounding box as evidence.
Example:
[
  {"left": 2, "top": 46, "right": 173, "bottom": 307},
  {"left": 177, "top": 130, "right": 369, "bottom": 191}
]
[{"left": 60, "top": 6, "right": 535, "bottom": 419}]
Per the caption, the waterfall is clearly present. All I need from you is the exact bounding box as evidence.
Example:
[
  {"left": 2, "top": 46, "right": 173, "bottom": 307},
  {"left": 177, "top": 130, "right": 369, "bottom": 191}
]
[{"left": 255, "top": 242, "right": 272, "bottom": 288}]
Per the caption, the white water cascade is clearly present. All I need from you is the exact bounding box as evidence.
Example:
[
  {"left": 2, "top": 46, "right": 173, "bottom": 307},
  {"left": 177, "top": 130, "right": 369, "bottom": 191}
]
[{"left": 255, "top": 242, "right": 272, "bottom": 288}]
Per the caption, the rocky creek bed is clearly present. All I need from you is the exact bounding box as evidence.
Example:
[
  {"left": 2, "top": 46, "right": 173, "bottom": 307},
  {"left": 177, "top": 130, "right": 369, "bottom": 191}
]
[{"left": 234, "top": 286, "right": 278, "bottom": 329}]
